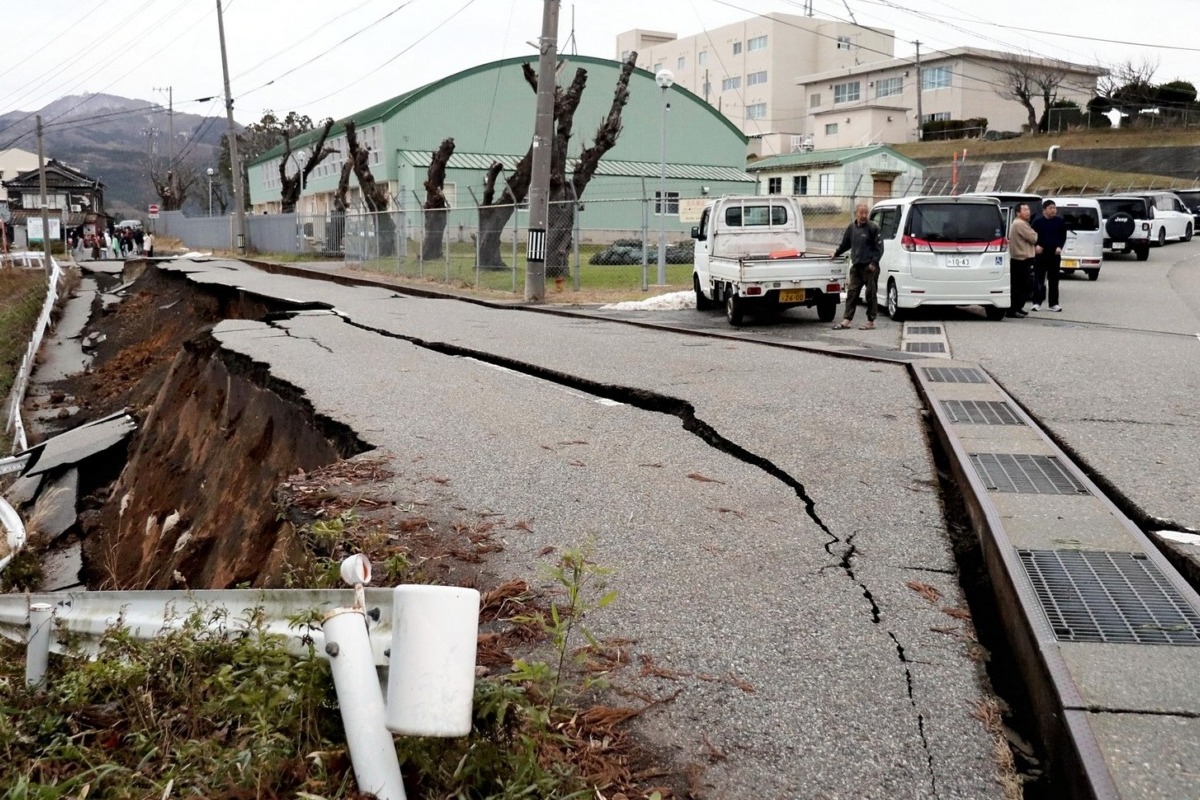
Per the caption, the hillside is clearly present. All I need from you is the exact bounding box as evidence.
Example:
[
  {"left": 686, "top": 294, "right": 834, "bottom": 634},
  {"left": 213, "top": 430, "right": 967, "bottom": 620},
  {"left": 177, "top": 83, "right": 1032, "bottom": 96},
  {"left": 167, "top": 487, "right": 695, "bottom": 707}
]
[
  {"left": 892, "top": 127, "right": 1200, "bottom": 162},
  {"left": 0, "top": 93, "right": 229, "bottom": 219}
]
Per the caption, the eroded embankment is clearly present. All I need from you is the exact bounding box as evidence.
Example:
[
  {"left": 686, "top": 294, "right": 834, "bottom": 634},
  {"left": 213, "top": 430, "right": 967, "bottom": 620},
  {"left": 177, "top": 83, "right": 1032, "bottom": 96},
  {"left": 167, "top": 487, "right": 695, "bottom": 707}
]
[{"left": 41, "top": 264, "right": 368, "bottom": 589}]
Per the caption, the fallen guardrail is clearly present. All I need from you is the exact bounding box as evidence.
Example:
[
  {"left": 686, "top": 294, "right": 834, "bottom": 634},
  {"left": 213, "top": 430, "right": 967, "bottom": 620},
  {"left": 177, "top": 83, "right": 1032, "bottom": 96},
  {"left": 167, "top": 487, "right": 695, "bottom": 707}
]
[{"left": 5, "top": 253, "right": 63, "bottom": 454}]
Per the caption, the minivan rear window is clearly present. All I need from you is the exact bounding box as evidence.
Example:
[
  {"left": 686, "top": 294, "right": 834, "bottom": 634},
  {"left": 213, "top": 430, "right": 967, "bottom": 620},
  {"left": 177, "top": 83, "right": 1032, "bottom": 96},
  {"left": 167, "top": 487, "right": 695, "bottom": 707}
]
[
  {"left": 907, "top": 203, "right": 1003, "bottom": 242},
  {"left": 1059, "top": 207, "right": 1099, "bottom": 231},
  {"left": 724, "top": 205, "right": 788, "bottom": 227}
]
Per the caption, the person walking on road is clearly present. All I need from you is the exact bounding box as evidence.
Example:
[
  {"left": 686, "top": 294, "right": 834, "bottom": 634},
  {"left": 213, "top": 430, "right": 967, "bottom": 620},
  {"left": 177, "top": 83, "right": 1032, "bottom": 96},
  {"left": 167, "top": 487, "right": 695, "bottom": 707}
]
[
  {"left": 1031, "top": 199, "right": 1067, "bottom": 312},
  {"left": 831, "top": 202, "right": 885, "bottom": 330},
  {"left": 1007, "top": 202, "right": 1037, "bottom": 317}
]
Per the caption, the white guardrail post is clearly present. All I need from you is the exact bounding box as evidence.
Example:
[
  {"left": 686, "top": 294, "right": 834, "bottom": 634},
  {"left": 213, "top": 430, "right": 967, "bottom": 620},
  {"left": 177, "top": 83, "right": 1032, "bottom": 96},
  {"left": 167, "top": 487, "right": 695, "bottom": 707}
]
[{"left": 0, "top": 554, "right": 480, "bottom": 797}]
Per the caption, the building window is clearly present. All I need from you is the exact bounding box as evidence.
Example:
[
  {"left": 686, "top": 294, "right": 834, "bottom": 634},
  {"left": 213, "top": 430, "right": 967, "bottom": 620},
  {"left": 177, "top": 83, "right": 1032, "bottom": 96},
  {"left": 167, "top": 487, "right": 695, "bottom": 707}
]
[
  {"left": 748, "top": 35, "right": 768, "bottom": 52},
  {"left": 746, "top": 103, "right": 767, "bottom": 119},
  {"left": 825, "top": 122, "right": 838, "bottom": 135},
  {"left": 748, "top": 70, "right": 768, "bottom": 86},
  {"left": 810, "top": 93, "right": 821, "bottom": 108},
  {"left": 768, "top": 177, "right": 782, "bottom": 194},
  {"left": 677, "top": 56, "right": 685, "bottom": 70},
  {"left": 653, "top": 62, "right": 662, "bottom": 73},
  {"left": 698, "top": 51, "right": 707, "bottom": 65},
  {"left": 819, "top": 174, "right": 835, "bottom": 195},
  {"left": 721, "top": 76, "right": 741, "bottom": 92},
  {"left": 920, "top": 111, "right": 951, "bottom": 123},
  {"left": 833, "top": 81, "right": 860, "bottom": 104},
  {"left": 875, "top": 76, "right": 903, "bottom": 98},
  {"left": 836, "top": 35, "right": 852, "bottom": 50},
  {"left": 654, "top": 191, "right": 680, "bottom": 216},
  {"left": 922, "top": 66, "right": 951, "bottom": 90},
  {"left": 793, "top": 176, "right": 808, "bottom": 195},
  {"left": 732, "top": 41, "right": 742, "bottom": 55}
]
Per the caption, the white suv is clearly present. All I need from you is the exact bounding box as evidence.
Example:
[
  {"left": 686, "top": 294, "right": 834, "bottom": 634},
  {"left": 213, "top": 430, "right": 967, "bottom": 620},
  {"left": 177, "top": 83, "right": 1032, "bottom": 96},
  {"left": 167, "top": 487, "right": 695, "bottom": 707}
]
[
  {"left": 1044, "top": 196, "right": 1103, "bottom": 281},
  {"left": 1095, "top": 196, "right": 1152, "bottom": 261}
]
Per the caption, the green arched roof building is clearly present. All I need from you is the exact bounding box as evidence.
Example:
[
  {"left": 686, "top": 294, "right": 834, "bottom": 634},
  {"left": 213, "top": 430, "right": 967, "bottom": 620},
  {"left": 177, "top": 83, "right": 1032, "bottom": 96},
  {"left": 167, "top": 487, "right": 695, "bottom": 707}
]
[{"left": 247, "top": 55, "right": 754, "bottom": 232}]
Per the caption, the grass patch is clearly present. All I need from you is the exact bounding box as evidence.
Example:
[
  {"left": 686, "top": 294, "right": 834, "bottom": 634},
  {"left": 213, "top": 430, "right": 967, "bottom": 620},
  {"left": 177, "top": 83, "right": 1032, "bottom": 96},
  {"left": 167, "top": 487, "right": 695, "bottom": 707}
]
[
  {"left": 893, "top": 126, "right": 1200, "bottom": 162},
  {"left": 1028, "top": 161, "right": 1185, "bottom": 194},
  {"left": 0, "top": 268, "right": 47, "bottom": 452}
]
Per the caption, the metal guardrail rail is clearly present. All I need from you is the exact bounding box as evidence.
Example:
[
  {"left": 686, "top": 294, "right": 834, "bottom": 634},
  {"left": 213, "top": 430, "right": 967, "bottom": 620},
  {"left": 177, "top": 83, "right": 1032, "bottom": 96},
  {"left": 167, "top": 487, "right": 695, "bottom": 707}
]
[{"left": 5, "top": 253, "right": 63, "bottom": 454}]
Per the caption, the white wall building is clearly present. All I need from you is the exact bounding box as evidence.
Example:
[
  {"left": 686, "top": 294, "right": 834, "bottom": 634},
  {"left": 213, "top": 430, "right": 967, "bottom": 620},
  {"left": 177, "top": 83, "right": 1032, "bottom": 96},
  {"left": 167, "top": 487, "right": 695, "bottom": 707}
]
[
  {"left": 616, "top": 13, "right": 896, "bottom": 158},
  {"left": 799, "top": 47, "right": 1105, "bottom": 149},
  {"left": 0, "top": 148, "right": 39, "bottom": 202}
]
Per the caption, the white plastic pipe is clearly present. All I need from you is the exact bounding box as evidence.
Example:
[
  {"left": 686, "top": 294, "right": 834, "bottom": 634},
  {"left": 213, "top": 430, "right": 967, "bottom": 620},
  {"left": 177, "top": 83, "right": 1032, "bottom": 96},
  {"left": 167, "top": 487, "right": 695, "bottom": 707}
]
[
  {"left": 26, "top": 602, "right": 53, "bottom": 687},
  {"left": 323, "top": 608, "right": 406, "bottom": 800},
  {"left": 386, "top": 585, "right": 480, "bottom": 737}
]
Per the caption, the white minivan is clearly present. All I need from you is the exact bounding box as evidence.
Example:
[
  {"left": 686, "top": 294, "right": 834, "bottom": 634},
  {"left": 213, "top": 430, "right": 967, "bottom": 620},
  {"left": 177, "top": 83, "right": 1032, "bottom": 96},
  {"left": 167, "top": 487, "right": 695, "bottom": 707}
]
[
  {"left": 1044, "top": 196, "right": 1103, "bottom": 281},
  {"left": 869, "top": 196, "right": 1010, "bottom": 321}
]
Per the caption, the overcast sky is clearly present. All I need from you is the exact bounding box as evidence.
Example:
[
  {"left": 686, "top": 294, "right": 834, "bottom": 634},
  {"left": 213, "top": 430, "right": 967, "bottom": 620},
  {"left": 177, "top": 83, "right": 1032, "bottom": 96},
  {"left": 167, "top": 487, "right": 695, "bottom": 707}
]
[{"left": 2, "top": 0, "right": 1197, "bottom": 127}]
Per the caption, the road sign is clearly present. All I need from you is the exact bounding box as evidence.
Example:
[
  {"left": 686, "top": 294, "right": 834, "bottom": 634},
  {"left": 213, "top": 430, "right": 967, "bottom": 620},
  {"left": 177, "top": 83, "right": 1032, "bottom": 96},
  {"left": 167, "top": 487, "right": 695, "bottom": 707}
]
[{"left": 148, "top": 203, "right": 160, "bottom": 219}]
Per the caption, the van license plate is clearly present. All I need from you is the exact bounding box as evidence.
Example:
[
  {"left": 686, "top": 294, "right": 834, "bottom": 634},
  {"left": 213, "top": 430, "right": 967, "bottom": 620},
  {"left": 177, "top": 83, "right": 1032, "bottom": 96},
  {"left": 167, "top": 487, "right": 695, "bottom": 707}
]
[
  {"left": 778, "top": 289, "right": 808, "bottom": 302},
  {"left": 946, "top": 256, "right": 972, "bottom": 267},
  {"left": 1111, "top": 242, "right": 1125, "bottom": 250},
  {"left": 1061, "top": 259, "right": 1078, "bottom": 269}
]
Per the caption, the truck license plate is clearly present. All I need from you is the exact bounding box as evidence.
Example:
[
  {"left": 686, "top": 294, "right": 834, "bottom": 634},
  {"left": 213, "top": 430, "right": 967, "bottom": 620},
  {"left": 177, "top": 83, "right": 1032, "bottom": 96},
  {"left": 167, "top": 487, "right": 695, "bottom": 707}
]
[
  {"left": 1061, "top": 259, "right": 1078, "bottom": 269},
  {"left": 778, "top": 289, "right": 808, "bottom": 302},
  {"left": 945, "top": 256, "right": 972, "bottom": 267}
]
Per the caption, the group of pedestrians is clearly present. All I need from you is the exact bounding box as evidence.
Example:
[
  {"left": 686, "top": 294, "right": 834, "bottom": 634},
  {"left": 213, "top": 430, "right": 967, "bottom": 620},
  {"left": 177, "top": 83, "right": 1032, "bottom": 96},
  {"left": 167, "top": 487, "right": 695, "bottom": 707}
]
[
  {"left": 1007, "top": 199, "right": 1067, "bottom": 317},
  {"left": 69, "top": 226, "right": 153, "bottom": 261}
]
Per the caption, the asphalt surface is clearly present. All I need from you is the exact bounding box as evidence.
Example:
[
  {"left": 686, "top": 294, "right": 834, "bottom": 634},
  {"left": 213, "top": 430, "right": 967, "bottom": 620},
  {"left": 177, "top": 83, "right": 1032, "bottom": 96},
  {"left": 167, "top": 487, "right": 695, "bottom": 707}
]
[{"left": 158, "top": 258, "right": 1007, "bottom": 798}]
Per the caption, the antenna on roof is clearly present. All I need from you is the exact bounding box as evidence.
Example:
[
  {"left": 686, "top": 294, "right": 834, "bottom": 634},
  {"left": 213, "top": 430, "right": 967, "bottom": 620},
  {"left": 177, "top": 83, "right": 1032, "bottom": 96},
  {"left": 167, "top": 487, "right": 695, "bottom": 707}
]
[
  {"left": 842, "top": 0, "right": 858, "bottom": 25},
  {"left": 563, "top": 4, "right": 578, "bottom": 56}
]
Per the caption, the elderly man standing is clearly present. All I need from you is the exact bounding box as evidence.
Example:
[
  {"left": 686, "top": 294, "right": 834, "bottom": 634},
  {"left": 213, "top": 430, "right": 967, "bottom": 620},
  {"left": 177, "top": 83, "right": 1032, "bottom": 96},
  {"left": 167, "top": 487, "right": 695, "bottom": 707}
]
[{"left": 831, "top": 202, "right": 885, "bottom": 330}]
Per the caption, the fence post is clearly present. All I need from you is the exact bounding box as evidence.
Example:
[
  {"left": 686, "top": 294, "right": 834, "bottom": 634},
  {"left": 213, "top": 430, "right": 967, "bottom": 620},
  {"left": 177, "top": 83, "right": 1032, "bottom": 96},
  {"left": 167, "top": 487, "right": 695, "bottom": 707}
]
[
  {"left": 573, "top": 200, "right": 581, "bottom": 292},
  {"left": 26, "top": 602, "right": 53, "bottom": 687},
  {"left": 411, "top": 191, "right": 424, "bottom": 279},
  {"left": 640, "top": 177, "right": 649, "bottom": 292},
  {"left": 468, "top": 188, "right": 482, "bottom": 288},
  {"left": 511, "top": 204, "right": 519, "bottom": 293}
]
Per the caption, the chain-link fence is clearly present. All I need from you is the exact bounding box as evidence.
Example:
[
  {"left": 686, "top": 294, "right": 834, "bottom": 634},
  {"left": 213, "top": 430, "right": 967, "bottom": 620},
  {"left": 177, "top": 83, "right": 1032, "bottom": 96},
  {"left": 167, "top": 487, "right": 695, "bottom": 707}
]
[{"left": 167, "top": 193, "right": 898, "bottom": 295}]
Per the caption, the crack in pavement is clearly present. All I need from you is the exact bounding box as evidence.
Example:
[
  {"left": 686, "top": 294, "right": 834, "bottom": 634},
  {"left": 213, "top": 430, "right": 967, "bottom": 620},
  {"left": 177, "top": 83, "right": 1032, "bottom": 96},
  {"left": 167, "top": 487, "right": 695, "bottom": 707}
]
[
  {"left": 263, "top": 317, "right": 336, "bottom": 354},
  {"left": 309, "top": 310, "right": 942, "bottom": 797}
]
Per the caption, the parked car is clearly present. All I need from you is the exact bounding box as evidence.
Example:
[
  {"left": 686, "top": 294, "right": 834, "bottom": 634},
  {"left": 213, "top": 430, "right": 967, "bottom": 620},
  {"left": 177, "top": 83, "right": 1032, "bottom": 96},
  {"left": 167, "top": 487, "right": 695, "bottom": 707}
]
[
  {"left": 868, "top": 195, "right": 1009, "bottom": 321},
  {"left": 1174, "top": 188, "right": 1200, "bottom": 228},
  {"left": 117, "top": 219, "right": 145, "bottom": 231},
  {"left": 1094, "top": 195, "right": 1152, "bottom": 261},
  {"left": 1131, "top": 191, "right": 1193, "bottom": 246},
  {"left": 1043, "top": 196, "right": 1103, "bottom": 281},
  {"left": 963, "top": 192, "right": 1042, "bottom": 228}
]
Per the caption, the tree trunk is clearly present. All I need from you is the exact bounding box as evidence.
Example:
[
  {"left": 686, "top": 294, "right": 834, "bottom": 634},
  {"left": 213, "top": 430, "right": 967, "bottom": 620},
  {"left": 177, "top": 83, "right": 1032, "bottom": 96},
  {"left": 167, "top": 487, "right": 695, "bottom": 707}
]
[
  {"left": 328, "top": 161, "right": 353, "bottom": 253},
  {"left": 346, "top": 121, "right": 395, "bottom": 257},
  {"left": 422, "top": 137, "right": 455, "bottom": 261},
  {"left": 280, "top": 120, "right": 335, "bottom": 213}
]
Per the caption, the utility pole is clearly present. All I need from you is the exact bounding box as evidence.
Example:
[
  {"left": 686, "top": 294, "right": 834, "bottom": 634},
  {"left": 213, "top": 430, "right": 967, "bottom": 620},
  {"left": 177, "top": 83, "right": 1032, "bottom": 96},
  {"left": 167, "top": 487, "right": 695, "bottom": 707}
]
[
  {"left": 36, "top": 115, "right": 52, "bottom": 275},
  {"left": 914, "top": 41, "right": 923, "bottom": 141},
  {"left": 524, "top": 0, "right": 560, "bottom": 302},
  {"left": 155, "top": 86, "right": 174, "bottom": 163},
  {"left": 216, "top": 0, "right": 247, "bottom": 255}
]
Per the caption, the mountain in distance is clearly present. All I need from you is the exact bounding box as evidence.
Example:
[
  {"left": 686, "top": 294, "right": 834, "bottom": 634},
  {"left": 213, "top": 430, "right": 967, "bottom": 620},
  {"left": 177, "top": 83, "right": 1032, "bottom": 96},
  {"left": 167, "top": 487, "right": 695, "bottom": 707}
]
[{"left": 0, "top": 93, "right": 234, "bottom": 219}]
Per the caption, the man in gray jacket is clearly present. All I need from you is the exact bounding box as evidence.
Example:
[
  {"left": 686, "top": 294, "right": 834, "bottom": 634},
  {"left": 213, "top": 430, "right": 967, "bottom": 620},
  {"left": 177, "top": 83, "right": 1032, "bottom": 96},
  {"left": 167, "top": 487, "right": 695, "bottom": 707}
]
[{"left": 831, "top": 203, "right": 885, "bottom": 330}]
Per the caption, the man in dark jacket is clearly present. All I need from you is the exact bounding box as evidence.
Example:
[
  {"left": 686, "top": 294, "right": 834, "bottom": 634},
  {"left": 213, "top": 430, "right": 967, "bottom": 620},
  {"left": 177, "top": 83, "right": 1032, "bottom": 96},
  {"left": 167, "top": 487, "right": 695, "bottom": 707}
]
[
  {"left": 1031, "top": 199, "right": 1067, "bottom": 311},
  {"left": 831, "top": 202, "right": 885, "bottom": 330}
]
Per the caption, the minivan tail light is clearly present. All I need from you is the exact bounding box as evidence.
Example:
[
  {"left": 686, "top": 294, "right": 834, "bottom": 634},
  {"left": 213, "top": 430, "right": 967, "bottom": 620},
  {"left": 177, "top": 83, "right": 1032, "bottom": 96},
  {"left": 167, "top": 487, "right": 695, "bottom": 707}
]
[{"left": 901, "top": 234, "right": 920, "bottom": 252}]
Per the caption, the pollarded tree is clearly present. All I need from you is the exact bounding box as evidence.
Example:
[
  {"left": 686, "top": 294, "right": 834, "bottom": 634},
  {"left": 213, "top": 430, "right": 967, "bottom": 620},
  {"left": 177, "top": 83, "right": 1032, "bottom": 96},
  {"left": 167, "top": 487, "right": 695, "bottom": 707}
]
[
  {"left": 472, "top": 51, "right": 638, "bottom": 273},
  {"left": 344, "top": 120, "right": 396, "bottom": 257},
  {"left": 422, "top": 138, "right": 455, "bottom": 261},
  {"left": 995, "top": 54, "right": 1071, "bottom": 132},
  {"left": 279, "top": 118, "right": 336, "bottom": 213}
]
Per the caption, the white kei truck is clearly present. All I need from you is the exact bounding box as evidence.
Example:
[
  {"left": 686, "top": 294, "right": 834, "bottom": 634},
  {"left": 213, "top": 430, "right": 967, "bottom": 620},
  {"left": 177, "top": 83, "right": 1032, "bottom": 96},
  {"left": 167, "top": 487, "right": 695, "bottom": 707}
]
[{"left": 690, "top": 195, "right": 846, "bottom": 327}]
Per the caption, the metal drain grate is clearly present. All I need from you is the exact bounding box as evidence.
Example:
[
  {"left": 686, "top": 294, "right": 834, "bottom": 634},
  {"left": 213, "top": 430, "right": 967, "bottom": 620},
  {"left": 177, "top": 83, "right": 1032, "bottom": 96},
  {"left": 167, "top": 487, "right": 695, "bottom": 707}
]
[
  {"left": 908, "top": 325, "right": 943, "bottom": 335},
  {"left": 905, "top": 341, "right": 947, "bottom": 353},
  {"left": 969, "top": 453, "right": 1090, "bottom": 494},
  {"left": 1019, "top": 549, "right": 1200, "bottom": 645},
  {"left": 923, "top": 366, "right": 985, "bottom": 383},
  {"left": 942, "top": 400, "right": 1023, "bottom": 425}
]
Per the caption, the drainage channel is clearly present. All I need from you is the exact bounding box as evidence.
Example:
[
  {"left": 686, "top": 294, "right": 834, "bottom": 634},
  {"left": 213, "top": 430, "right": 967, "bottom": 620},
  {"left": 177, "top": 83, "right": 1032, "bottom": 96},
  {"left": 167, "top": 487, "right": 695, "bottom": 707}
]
[{"left": 915, "top": 361, "right": 1200, "bottom": 799}]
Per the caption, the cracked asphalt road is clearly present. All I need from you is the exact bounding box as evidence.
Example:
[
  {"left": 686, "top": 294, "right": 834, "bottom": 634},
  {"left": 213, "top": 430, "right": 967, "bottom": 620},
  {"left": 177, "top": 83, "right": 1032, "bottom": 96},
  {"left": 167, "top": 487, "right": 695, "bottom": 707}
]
[{"left": 169, "top": 259, "right": 1006, "bottom": 798}]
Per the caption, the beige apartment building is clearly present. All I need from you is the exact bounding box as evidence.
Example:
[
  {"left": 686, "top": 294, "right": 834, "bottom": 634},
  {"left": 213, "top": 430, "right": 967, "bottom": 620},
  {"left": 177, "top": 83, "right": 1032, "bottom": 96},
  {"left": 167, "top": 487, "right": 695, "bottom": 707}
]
[
  {"left": 616, "top": 13, "right": 896, "bottom": 157},
  {"left": 799, "top": 47, "right": 1105, "bottom": 149},
  {"left": 0, "top": 148, "right": 39, "bottom": 203}
]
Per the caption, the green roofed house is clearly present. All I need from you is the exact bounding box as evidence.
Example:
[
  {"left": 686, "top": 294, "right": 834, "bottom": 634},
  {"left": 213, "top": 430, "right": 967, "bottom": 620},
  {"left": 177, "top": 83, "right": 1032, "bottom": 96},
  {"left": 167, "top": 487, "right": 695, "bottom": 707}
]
[
  {"left": 247, "top": 55, "right": 755, "bottom": 244},
  {"left": 745, "top": 145, "right": 924, "bottom": 214}
]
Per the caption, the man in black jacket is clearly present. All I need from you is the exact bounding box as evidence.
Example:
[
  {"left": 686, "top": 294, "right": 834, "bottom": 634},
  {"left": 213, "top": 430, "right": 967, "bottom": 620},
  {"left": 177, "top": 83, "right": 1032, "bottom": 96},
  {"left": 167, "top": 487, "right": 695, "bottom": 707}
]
[
  {"left": 1031, "top": 199, "right": 1067, "bottom": 311},
  {"left": 831, "top": 202, "right": 885, "bottom": 330}
]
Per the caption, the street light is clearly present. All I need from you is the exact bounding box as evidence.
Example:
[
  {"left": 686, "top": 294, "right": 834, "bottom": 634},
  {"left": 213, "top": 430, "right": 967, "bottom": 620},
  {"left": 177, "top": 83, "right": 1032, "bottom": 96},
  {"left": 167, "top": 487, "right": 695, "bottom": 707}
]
[
  {"left": 206, "top": 168, "right": 214, "bottom": 216},
  {"left": 655, "top": 69, "right": 674, "bottom": 286}
]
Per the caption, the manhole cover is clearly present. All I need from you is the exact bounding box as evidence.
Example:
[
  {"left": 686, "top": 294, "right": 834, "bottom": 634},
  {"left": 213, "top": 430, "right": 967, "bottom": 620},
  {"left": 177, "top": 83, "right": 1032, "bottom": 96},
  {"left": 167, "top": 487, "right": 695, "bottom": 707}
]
[
  {"left": 1020, "top": 549, "right": 1200, "bottom": 645},
  {"left": 905, "top": 341, "right": 946, "bottom": 353},
  {"left": 942, "top": 400, "right": 1022, "bottom": 425},
  {"left": 923, "top": 366, "right": 984, "bottom": 383},
  {"left": 969, "top": 453, "right": 1089, "bottom": 494}
]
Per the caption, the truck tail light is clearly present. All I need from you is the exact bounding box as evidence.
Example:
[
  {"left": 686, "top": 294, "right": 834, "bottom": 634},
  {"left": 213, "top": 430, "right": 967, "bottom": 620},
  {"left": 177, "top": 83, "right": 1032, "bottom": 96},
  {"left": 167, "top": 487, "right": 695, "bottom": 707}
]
[
  {"left": 826, "top": 283, "right": 841, "bottom": 293},
  {"left": 745, "top": 285, "right": 763, "bottom": 296}
]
